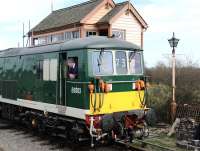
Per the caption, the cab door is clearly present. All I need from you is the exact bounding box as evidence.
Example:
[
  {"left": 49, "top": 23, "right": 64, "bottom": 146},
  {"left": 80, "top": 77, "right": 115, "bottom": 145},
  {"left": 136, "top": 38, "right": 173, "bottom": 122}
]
[
  {"left": 58, "top": 53, "right": 67, "bottom": 106},
  {"left": 65, "top": 51, "right": 85, "bottom": 109}
]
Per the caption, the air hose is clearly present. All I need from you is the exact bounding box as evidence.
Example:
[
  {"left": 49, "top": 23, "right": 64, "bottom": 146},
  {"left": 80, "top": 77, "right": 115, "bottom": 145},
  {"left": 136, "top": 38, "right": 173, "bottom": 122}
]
[
  {"left": 89, "top": 81, "right": 97, "bottom": 113},
  {"left": 136, "top": 80, "right": 147, "bottom": 108},
  {"left": 138, "top": 89, "right": 145, "bottom": 108},
  {"left": 89, "top": 79, "right": 105, "bottom": 113},
  {"left": 94, "top": 79, "right": 104, "bottom": 112},
  {"left": 89, "top": 81, "right": 96, "bottom": 112},
  {"left": 90, "top": 91, "right": 97, "bottom": 112},
  {"left": 98, "top": 85, "right": 104, "bottom": 112}
]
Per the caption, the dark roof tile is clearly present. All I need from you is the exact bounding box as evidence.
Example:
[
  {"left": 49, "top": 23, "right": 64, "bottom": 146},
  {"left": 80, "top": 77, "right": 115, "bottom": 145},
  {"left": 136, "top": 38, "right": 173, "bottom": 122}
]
[{"left": 32, "top": 0, "right": 103, "bottom": 32}]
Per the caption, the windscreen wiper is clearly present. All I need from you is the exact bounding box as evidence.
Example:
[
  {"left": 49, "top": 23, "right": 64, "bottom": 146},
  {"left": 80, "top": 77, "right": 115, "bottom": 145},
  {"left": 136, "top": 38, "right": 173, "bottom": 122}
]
[{"left": 97, "top": 49, "right": 104, "bottom": 72}]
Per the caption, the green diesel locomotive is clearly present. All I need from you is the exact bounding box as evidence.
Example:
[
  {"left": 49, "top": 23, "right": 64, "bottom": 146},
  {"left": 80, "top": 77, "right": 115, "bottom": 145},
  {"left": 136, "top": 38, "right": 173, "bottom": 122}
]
[{"left": 0, "top": 36, "right": 148, "bottom": 146}]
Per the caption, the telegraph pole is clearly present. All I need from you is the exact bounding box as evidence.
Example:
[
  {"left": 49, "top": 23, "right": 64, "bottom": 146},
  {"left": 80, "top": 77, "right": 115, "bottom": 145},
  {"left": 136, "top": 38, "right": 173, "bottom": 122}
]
[
  {"left": 22, "top": 23, "right": 25, "bottom": 48},
  {"left": 51, "top": 0, "right": 54, "bottom": 12}
]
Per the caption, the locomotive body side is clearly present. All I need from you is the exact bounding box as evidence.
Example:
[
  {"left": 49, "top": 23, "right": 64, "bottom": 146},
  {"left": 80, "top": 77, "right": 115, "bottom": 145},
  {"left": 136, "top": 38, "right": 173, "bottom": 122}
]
[
  {"left": 0, "top": 37, "right": 148, "bottom": 145},
  {"left": 0, "top": 45, "right": 90, "bottom": 120}
]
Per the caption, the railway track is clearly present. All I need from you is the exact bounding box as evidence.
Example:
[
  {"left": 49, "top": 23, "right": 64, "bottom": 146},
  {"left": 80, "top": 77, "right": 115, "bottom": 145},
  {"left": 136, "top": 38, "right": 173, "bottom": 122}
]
[
  {"left": 0, "top": 118, "right": 173, "bottom": 151},
  {"left": 114, "top": 140, "right": 147, "bottom": 151},
  {"left": 0, "top": 118, "right": 145, "bottom": 151}
]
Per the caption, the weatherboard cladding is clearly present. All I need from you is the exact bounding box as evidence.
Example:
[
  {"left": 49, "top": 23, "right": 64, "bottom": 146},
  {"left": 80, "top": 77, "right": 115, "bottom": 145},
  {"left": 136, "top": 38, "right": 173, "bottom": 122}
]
[
  {"left": 32, "top": 0, "right": 103, "bottom": 32},
  {"left": 0, "top": 37, "right": 141, "bottom": 58}
]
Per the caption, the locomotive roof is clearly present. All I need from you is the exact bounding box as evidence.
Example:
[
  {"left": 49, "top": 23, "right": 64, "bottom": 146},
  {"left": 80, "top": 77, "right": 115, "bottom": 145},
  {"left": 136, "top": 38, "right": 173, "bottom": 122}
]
[
  {"left": 61, "top": 36, "right": 141, "bottom": 50},
  {"left": 0, "top": 36, "right": 142, "bottom": 58}
]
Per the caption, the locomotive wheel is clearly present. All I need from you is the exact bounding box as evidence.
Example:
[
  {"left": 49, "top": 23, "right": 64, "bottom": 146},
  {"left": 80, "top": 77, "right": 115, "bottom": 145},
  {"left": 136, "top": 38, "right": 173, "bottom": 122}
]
[
  {"left": 0, "top": 103, "right": 2, "bottom": 118},
  {"left": 104, "top": 132, "right": 114, "bottom": 145},
  {"left": 1, "top": 104, "right": 15, "bottom": 120},
  {"left": 65, "top": 122, "right": 77, "bottom": 142},
  {"left": 67, "top": 125, "right": 81, "bottom": 144},
  {"left": 66, "top": 127, "right": 81, "bottom": 150},
  {"left": 38, "top": 119, "right": 46, "bottom": 135},
  {"left": 113, "top": 122, "right": 125, "bottom": 139}
]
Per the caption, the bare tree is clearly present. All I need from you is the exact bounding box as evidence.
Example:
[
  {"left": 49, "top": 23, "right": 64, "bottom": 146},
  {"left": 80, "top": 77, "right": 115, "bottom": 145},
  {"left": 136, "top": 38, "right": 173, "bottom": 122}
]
[{"left": 146, "top": 57, "right": 200, "bottom": 122}]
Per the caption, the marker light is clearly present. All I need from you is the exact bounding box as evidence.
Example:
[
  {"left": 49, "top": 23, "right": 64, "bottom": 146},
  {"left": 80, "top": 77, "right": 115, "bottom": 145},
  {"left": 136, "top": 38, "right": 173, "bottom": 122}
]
[
  {"left": 105, "top": 83, "right": 112, "bottom": 93},
  {"left": 99, "top": 80, "right": 105, "bottom": 92},
  {"left": 135, "top": 80, "right": 145, "bottom": 90},
  {"left": 88, "top": 83, "right": 94, "bottom": 93},
  {"left": 132, "top": 83, "right": 136, "bottom": 90}
]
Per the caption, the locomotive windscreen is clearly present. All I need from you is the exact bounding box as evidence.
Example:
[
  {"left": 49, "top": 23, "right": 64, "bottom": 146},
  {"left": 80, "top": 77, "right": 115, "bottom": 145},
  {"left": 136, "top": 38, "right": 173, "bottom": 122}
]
[{"left": 91, "top": 50, "right": 143, "bottom": 76}]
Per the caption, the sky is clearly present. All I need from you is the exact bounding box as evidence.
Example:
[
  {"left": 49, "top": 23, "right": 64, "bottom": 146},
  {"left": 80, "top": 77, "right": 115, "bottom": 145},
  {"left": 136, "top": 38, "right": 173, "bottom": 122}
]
[{"left": 0, "top": 0, "right": 200, "bottom": 67}]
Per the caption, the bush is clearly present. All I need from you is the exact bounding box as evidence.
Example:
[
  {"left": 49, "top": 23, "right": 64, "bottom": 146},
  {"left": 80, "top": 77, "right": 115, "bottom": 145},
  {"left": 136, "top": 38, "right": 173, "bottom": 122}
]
[
  {"left": 146, "top": 84, "right": 171, "bottom": 123},
  {"left": 145, "top": 108, "right": 157, "bottom": 126},
  {"left": 145, "top": 59, "right": 200, "bottom": 123}
]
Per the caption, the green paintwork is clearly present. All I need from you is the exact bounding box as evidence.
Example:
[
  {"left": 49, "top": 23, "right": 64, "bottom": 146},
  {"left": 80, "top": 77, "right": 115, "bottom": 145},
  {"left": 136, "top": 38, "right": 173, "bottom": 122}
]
[{"left": 0, "top": 36, "right": 144, "bottom": 112}]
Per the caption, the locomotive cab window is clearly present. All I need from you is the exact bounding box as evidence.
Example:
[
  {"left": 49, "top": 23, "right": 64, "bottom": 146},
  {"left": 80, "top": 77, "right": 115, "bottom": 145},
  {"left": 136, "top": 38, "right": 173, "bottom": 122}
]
[
  {"left": 115, "top": 51, "right": 127, "bottom": 74},
  {"left": 92, "top": 51, "right": 113, "bottom": 75},
  {"left": 129, "top": 52, "right": 143, "bottom": 74},
  {"left": 66, "top": 57, "right": 78, "bottom": 80}
]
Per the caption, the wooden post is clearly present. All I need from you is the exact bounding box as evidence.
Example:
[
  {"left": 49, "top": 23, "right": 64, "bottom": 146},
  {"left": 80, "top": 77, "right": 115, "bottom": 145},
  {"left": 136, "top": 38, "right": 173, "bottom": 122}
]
[
  {"left": 108, "top": 24, "right": 112, "bottom": 37},
  {"left": 171, "top": 42, "right": 177, "bottom": 123},
  {"left": 141, "top": 30, "right": 143, "bottom": 49},
  {"left": 80, "top": 25, "right": 84, "bottom": 38}
]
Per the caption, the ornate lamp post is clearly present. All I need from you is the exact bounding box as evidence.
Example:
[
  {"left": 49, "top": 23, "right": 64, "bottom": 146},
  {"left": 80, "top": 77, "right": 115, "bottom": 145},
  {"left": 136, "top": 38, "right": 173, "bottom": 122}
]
[{"left": 168, "top": 32, "right": 179, "bottom": 123}]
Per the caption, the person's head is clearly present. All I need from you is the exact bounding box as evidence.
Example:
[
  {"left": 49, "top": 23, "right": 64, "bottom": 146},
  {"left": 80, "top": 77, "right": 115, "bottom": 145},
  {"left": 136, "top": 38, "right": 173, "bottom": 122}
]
[{"left": 67, "top": 58, "right": 75, "bottom": 67}]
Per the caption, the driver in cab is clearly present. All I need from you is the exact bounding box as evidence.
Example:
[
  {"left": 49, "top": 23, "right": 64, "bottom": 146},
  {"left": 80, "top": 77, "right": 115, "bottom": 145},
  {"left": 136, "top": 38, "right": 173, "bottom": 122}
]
[{"left": 67, "top": 58, "right": 78, "bottom": 80}]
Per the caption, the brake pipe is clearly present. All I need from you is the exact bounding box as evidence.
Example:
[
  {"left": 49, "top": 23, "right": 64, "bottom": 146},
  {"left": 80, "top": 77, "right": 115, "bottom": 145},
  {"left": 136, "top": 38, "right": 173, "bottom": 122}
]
[
  {"left": 89, "top": 116, "right": 107, "bottom": 147},
  {"left": 89, "top": 116, "right": 97, "bottom": 147}
]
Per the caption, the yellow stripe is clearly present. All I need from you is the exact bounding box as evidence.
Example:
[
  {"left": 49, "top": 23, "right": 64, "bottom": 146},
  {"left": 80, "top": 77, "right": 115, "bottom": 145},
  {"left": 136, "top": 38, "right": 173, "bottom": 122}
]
[{"left": 89, "top": 90, "right": 145, "bottom": 115}]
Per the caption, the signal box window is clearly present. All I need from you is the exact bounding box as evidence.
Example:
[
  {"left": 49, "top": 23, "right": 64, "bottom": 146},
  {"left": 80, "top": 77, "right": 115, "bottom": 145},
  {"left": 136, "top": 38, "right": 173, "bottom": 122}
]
[
  {"left": 112, "top": 29, "right": 125, "bottom": 40},
  {"left": 86, "top": 31, "right": 97, "bottom": 37},
  {"left": 65, "top": 31, "right": 80, "bottom": 41},
  {"left": 52, "top": 33, "right": 64, "bottom": 43},
  {"left": 66, "top": 57, "right": 78, "bottom": 80}
]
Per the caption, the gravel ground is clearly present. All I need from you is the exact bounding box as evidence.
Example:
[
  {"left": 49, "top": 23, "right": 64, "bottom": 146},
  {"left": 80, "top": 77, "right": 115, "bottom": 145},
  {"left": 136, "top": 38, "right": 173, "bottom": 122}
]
[
  {"left": 0, "top": 120, "right": 120, "bottom": 151},
  {"left": 0, "top": 127, "right": 66, "bottom": 151}
]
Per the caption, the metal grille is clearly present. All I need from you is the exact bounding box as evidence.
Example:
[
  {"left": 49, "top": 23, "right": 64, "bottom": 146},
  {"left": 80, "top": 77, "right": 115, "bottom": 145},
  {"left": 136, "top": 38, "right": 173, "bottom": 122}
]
[
  {"left": 2, "top": 80, "right": 17, "bottom": 100},
  {"left": 0, "top": 80, "right": 3, "bottom": 95}
]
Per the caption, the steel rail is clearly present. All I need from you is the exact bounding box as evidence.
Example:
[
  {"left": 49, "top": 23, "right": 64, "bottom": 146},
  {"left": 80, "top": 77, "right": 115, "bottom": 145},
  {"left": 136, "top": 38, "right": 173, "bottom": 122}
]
[
  {"left": 134, "top": 139, "right": 176, "bottom": 151},
  {"left": 115, "top": 140, "right": 147, "bottom": 151}
]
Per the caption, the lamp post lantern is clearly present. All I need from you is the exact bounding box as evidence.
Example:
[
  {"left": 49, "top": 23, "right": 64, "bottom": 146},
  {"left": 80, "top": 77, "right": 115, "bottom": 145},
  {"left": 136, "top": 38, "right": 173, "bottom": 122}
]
[{"left": 168, "top": 32, "right": 179, "bottom": 123}]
